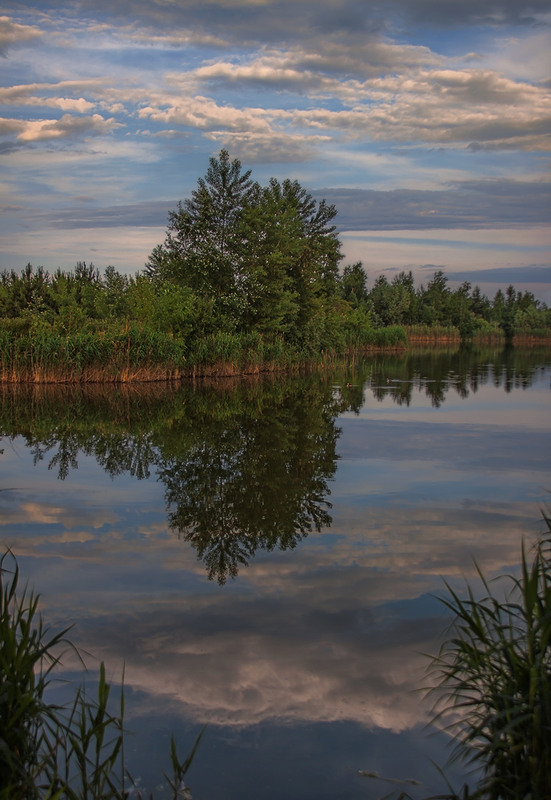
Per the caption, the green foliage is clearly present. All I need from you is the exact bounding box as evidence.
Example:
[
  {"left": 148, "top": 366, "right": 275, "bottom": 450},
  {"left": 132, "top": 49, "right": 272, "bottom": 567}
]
[
  {"left": 0, "top": 550, "right": 203, "bottom": 799},
  {"left": 340, "top": 262, "right": 369, "bottom": 309},
  {"left": 146, "top": 152, "right": 343, "bottom": 348},
  {"left": 147, "top": 149, "right": 255, "bottom": 297},
  {"left": 368, "top": 272, "right": 418, "bottom": 327}
]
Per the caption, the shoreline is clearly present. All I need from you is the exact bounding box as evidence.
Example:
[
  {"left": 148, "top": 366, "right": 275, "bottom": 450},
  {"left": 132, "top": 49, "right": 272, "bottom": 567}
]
[{"left": 1, "top": 336, "right": 550, "bottom": 385}]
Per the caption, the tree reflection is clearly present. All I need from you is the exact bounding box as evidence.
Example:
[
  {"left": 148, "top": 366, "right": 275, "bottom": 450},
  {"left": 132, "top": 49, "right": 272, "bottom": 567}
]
[
  {"left": 0, "top": 375, "right": 343, "bottom": 583},
  {"left": 161, "top": 382, "right": 338, "bottom": 582},
  {"left": 360, "top": 344, "right": 549, "bottom": 408}
]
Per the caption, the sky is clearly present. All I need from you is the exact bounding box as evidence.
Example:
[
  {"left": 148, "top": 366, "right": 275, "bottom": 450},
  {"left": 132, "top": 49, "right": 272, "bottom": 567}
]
[{"left": 1, "top": 0, "right": 550, "bottom": 300}]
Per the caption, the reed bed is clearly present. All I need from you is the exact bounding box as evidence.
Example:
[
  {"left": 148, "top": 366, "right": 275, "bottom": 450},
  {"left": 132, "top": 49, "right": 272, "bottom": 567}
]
[
  {"left": 406, "top": 324, "right": 551, "bottom": 347},
  {"left": 0, "top": 327, "right": 307, "bottom": 382},
  {"left": 513, "top": 330, "right": 551, "bottom": 345},
  {"left": 405, "top": 324, "right": 461, "bottom": 343},
  {"left": 0, "top": 328, "right": 189, "bottom": 383},
  {"left": 0, "top": 320, "right": 547, "bottom": 384}
]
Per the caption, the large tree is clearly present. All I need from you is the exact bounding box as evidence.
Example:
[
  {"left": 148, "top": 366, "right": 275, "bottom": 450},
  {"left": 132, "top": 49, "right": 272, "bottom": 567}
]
[
  {"left": 145, "top": 149, "right": 255, "bottom": 298},
  {"left": 235, "top": 177, "right": 342, "bottom": 342},
  {"left": 147, "top": 152, "right": 343, "bottom": 345}
]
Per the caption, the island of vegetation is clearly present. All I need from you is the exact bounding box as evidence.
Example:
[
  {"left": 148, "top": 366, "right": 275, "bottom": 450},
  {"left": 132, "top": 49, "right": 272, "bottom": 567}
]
[{"left": 1, "top": 150, "right": 550, "bottom": 383}]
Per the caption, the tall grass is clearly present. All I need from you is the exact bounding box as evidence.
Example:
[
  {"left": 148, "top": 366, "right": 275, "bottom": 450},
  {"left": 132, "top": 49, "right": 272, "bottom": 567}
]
[
  {"left": 2, "top": 318, "right": 546, "bottom": 384},
  {"left": 0, "top": 328, "right": 189, "bottom": 383},
  {"left": 0, "top": 317, "right": 413, "bottom": 383},
  {"left": 178, "top": 330, "right": 303, "bottom": 375},
  {"left": 427, "top": 512, "right": 551, "bottom": 800},
  {"left": 0, "top": 550, "right": 71, "bottom": 797},
  {"left": 405, "top": 324, "right": 461, "bottom": 342},
  {"left": 0, "top": 326, "right": 305, "bottom": 382},
  {"left": 361, "top": 510, "right": 551, "bottom": 800},
  {"left": 0, "top": 549, "right": 203, "bottom": 799}
]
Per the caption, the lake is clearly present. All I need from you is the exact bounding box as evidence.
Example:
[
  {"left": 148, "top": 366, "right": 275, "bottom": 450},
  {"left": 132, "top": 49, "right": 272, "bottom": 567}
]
[{"left": 1, "top": 345, "right": 550, "bottom": 799}]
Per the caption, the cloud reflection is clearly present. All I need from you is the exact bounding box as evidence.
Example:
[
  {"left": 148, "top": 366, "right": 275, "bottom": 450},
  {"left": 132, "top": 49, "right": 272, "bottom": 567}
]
[{"left": 4, "top": 494, "right": 543, "bottom": 736}]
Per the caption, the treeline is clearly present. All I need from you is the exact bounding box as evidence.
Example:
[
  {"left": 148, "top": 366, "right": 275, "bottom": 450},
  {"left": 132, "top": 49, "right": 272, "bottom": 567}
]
[
  {"left": 0, "top": 150, "right": 549, "bottom": 381},
  {"left": 1, "top": 261, "right": 548, "bottom": 346},
  {"left": 351, "top": 266, "right": 551, "bottom": 340}
]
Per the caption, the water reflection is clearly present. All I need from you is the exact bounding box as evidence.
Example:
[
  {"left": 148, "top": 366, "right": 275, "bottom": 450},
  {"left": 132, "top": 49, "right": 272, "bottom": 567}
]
[
  {"left": 364, "top": 343, "right": 549, "bottom": 406},
  {"left": 1, "top": 374, "right": 344, "bottom": 583},
  {"left": 161, "top": 381, "right": 340, "bottom": 582},
  {"left": 0, "top": 345, "right": 548, "bottom": 584},
  {"left": 1, "top": 345, "right": 550, "bottom": 799}
]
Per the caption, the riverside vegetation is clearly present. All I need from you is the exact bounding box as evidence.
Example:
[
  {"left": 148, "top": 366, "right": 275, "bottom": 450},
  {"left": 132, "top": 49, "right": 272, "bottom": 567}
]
[
  {"left": 1, "top": 510, "right": 549, "bottom": 799},
  {"left": 1, "top": 151, "right": 550, "bottom": 383}
]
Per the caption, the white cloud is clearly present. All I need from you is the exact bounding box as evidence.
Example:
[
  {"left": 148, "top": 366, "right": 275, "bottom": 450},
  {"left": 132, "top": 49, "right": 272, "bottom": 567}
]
[
  {"left": 0, "top": 86, "right": 96, "bottom": 112},
  {"left": 280, "top": 68, "right": 551, "bottom": 151},
  {"left": 12, "top": 113, "right": 123, "bottom": 143},
  {"left": 0, "top": 117, "right": 24, "bottom": 136},
  {"left": 476, "top": 30, "right": 551, "bottom": 82},
  {"left": 54, "top": 97, "right": 96, "bottom": 112},
  {"left": 192, "top": 39, "right": 440, "bottom": 88},
  {"left": 138, "top": 94, "right": 274, "bottom": 133},
  {"left": 206, "top": 129, "right": 331, "bottom": 162},
  {"left": 145, "top": 54, "right": 551, "bottom": 152}
]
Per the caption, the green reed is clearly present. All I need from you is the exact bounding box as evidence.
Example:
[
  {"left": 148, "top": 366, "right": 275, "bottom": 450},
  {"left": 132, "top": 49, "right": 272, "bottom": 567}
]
[
  {"left": 0, "top": 319, "right": 413, "bottom": 384},
  {"left": 0, "top": 327, "right": 191, "bottom": 382},
  {"left": 362, "top": 510, "right": 550, "bottom": 800},
  {"left": 0, "top": 549, "right": 203, "bottom": 799},
  {"left": 427, "top": 512, "right": 551, "bottom": 800},
  {"left": 0, "top": 550, "right": 71, "bottom": 798},
  {"left": 187, "top": 330, "right": 301, "bottom": 373},
  {"left": 405, "top": 324, "right": 461, "bottom": 341}
]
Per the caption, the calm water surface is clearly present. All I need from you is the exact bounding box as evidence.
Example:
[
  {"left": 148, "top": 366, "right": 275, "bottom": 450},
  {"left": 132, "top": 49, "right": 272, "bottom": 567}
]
[{"left": 1, "top": 346, "right": 550, "bottom": 799}]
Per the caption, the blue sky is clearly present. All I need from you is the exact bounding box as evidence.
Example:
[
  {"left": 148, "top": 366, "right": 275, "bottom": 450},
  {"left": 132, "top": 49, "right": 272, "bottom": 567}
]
[{"left": 1, "top": 0, "right": 550, "bottom": 299}]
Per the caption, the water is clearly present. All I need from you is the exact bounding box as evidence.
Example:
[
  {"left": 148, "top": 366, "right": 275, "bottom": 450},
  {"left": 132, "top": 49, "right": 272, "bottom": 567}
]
[{"left": 1, "top": 345, "right": 550, "bottom": 799}]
